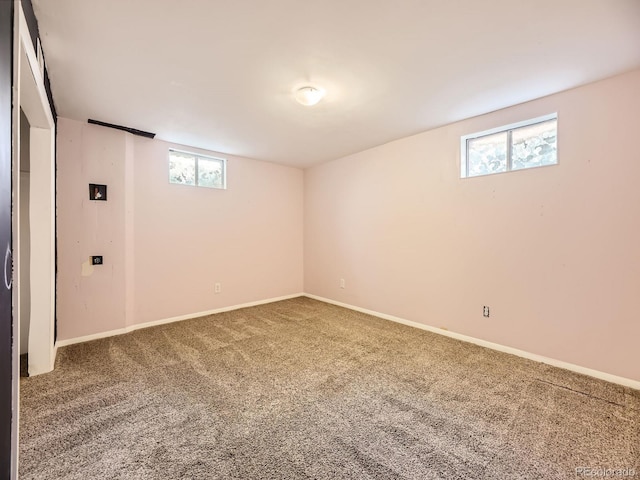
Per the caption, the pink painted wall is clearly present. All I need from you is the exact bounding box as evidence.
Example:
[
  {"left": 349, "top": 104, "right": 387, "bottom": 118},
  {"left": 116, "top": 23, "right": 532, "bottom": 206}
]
[
  {"left": 57, "top": 120, "right": 128, "bottom": 339},
  {"left": 57, "top": 118, "right": 303, "bottom": 340},
  {"left": 132, "top": 137, "right": 303, "bottom": 324},
  {"left": 304, "top": 69, "right": 640, "bottom": 382}
]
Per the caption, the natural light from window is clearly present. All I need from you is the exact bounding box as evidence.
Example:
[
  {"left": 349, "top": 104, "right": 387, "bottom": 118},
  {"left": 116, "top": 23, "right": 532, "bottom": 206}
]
[
  {"left": 169, "top": 149, "right": 226, "bottom": 189},
  {"left": 461, "top": 114, "right": 557, "bottom": 178}
]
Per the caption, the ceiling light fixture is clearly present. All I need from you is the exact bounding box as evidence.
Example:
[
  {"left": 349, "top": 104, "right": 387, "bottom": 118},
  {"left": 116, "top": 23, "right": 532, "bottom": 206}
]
[{"left": 295, "top": 86, "right": 324, "bottom": 106}]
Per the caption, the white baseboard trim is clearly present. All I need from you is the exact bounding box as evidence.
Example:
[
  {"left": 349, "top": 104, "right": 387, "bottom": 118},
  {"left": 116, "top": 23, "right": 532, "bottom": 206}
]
[
  {"left": 53, "top": 291, "right": 640, "bottom": 390},
  {"left": 304, "top": 294, "right": 640, "bottom": 391},
  {"left": 55, "top": 293, "right": 305, "bottom": 348}
]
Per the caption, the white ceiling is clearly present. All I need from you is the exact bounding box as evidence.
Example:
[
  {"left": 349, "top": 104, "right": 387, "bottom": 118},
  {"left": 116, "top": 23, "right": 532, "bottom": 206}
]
[{"left": 32, "top": 0, "right": 640, "bottom": 168}]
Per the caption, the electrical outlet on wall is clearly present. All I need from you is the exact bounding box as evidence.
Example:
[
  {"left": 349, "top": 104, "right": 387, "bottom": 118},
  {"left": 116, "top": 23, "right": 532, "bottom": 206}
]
[
  {"left": 214, "top": 283, "right": 221, "bottom": 294},
  {"left": 483, "top": 306, "right": 490, "bottom": 318},
  {"left": 340, "top": 278, "right": 345, "bottom": 289}
]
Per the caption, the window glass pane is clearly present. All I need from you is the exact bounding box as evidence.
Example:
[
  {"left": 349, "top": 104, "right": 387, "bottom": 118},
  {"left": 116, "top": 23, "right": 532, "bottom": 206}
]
[
  {"left": 467, "top": 132, "right": 507, "bottom": 177},
  {"left": 511, "top": 119, "right": 557, "bottom": 170},
  {"left": 169, "top": 151, "right": 196, "bottom": 185},
  {"left": 197, "top": 157, "right": 224, "bottom": 189}
]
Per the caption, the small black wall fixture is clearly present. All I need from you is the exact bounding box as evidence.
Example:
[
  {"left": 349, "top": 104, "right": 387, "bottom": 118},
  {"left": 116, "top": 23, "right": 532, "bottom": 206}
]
[
  {"left": 89, "top": 184, "right": 107, "bottom": 201},
  {"left": 88, "top": 119, "right": 155, "bottom": 139}
]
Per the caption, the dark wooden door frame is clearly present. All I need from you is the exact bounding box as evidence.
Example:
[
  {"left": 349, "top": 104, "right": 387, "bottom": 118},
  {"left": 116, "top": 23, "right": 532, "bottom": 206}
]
[{"left": 0, "top": 0, "right": 15, "bottom": 477}]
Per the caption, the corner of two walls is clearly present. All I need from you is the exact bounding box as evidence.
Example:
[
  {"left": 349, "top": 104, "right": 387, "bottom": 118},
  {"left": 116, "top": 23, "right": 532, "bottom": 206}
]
[
  {"left": 303, "top": 69, "right": 640, "bottom": 383},
  {"left": 56, "top": 118, "right": 304, "bottom": 341}
]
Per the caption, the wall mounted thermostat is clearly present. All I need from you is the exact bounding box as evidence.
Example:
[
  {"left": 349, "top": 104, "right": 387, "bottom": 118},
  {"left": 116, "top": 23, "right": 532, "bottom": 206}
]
[{"left": 91, "top": 256, "right": 103, "bottom": 265}]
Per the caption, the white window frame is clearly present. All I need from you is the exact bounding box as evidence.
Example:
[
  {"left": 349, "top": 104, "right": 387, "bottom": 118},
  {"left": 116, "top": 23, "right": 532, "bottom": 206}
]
[
  {"left": 460, "top": 113, "right": 558, "bottom": 178},
  {"left": 168, "top": 148, "right": 227, "bottom": 189}
]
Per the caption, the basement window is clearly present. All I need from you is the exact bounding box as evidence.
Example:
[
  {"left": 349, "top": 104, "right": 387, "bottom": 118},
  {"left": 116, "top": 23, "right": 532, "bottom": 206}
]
[
  {"left": 461, "top": 114, "right": 557, "bottom": 178},
  {"left": 168, "top": 149, "right": 226, "bottom": 189}
]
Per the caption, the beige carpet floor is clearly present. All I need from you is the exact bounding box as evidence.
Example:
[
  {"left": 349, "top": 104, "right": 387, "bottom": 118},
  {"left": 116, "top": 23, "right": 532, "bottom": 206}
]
[{"left": 19, "top": 297, "right": 640, "bottom": 479}]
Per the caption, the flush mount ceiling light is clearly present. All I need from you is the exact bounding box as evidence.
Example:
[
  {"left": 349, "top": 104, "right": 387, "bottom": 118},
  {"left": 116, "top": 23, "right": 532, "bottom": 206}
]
[{"left": 295, "top": 86, "right": 324, "bottom": 106}]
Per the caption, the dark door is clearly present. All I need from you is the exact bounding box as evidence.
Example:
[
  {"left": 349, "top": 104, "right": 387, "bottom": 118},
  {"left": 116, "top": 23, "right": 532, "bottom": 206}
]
[{"left": 0, "top": 0, "right": 14, "bottom": 478}]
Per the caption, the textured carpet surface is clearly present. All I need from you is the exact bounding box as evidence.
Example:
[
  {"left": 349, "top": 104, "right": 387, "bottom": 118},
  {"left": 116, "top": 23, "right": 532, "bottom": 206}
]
[{"left": 20, "top": 298, "right": 640, "bottom": 479}]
